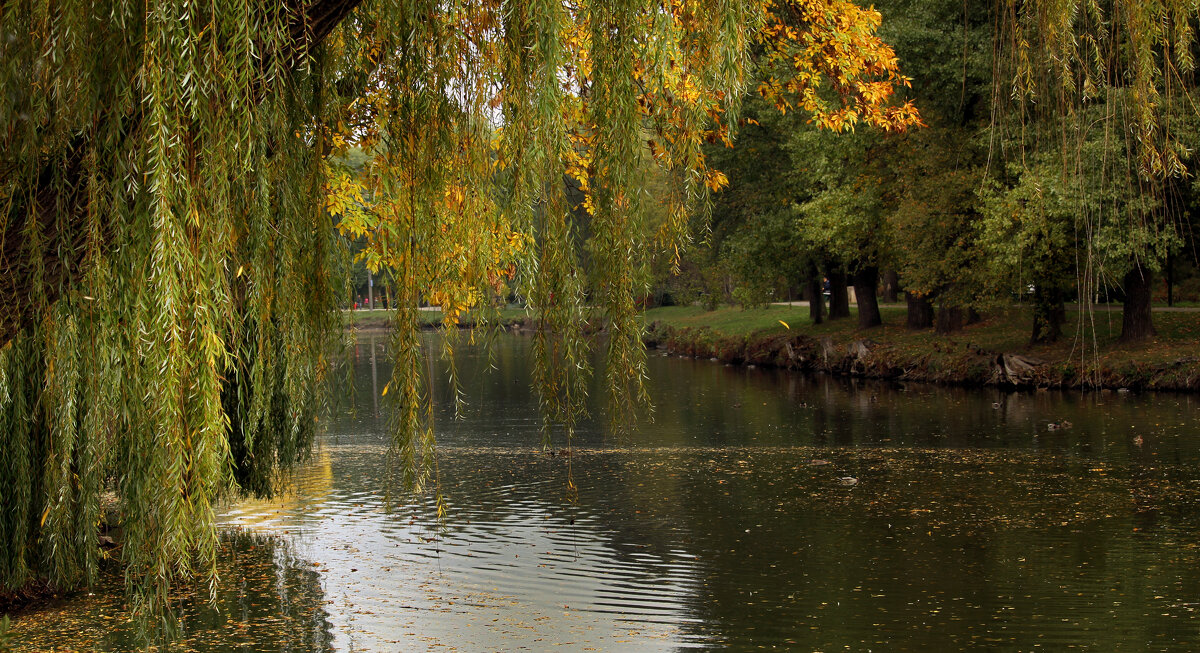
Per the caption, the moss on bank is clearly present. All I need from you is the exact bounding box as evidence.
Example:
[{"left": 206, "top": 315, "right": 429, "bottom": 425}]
[{"left": 642, "top": 304, "right": 1200, "bottom": 392}]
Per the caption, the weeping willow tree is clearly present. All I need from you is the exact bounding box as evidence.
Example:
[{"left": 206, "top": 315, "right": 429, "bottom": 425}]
[
  {"left": 1, "top": 0, "right": 358, "bottom": 616},
  {"left": 0, "top": 0, "right": 919, "bottom": 615},
  {"left": 992, "top": 0, "right": 1200, "bottom": 346}
]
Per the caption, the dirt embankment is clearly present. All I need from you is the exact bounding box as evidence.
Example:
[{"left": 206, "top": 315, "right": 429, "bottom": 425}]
[{"left": 642, "top": 321, "right": 1200, "bottom": 393}]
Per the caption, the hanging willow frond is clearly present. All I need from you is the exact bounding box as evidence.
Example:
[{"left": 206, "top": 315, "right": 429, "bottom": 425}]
[
  {"left": 0, "top": 0, "right": 356, "bottom": 614},
  {"left": 992, "top": 0, "right": 1193, "bottom": 352}
]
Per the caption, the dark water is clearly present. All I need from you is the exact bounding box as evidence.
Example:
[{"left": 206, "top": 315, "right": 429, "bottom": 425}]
[{"left": 11, "top": 332, "right": 1200, "bottom": 651}]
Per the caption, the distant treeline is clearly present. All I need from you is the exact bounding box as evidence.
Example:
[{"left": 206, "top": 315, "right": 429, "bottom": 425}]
[{"left": 656, "top": 0, "right": 1200, "bottom": 347}]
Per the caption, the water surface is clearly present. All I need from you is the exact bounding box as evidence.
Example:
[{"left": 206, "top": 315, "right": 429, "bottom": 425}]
[{"left": 12, "top": 332, "right": 1200, "bottom": 651}]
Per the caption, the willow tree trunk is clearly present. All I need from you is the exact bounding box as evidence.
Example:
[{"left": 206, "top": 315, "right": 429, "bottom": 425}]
[
  {"left": 906, "top": 292, "right": 934, "bottom": 329},
  {"left": 853, "top": 266, "right": 882, "bottom": 328},
  {"left": 882, "top": 269, "right": 900, "bottom": 303},
  {"left": 805, "top": 276, "right": 825, "bottom": 325},
  {"left": 1120, "top": 264, "right": 1156, "bottom": 342},
  {"left": 828, "top": 268, "right": 851, "bottom": 320}
]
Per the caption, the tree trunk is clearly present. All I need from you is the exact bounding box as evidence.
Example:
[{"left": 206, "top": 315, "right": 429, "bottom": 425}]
[
  {"left": 805, "top": 276, "right": 825, "bottom": 325},
  {"left": 936, "top": 305, "right": 966, "bottom": 334},
  {"left": 853, "top": 266, "right": 882, "bottom": 328},
  {"left": 882, "top": 269, "right": 900, "bottom": 303},
  {"left": 1166, "top": 251, "right": 1175, "bottom": 307},
  {"left": 906, "top": 292, "right": 934, "bottom": 329},
  {"left": 1120, "top": 263, "right": 1156, "bottom": 342},
  {"left": 1030, "top": 285, "right": 1066, "bottom": 344},
  {"left": 827, "top": 268, "right": 851, "bottom": 319}
]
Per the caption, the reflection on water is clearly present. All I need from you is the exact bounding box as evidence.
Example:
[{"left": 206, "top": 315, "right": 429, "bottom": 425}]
[{"left": 11, "top": 332, "right": 1200, "bottom": 650}]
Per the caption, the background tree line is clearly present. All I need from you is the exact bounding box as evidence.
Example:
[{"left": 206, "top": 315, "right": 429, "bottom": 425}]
[{"left": 652, "top": 0, "right": 1200, "bottom": 346}]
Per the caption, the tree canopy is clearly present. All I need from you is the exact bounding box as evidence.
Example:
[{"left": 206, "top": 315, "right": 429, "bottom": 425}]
[{"left": 688, "top": 0, "right": 1200, "bottom": 347}]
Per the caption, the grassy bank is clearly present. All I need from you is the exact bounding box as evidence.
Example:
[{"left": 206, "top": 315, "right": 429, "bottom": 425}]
[
  {"left": 343, "top": 303, "right": 1200, "bottom": 391},
  {"left": 642, "top": 304, "right": 1200, "bottom": 392}
]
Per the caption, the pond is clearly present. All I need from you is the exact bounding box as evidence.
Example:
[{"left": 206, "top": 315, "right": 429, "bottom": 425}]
[{"left": 10, "top": 331, "right": 1200, "bottom": 651}]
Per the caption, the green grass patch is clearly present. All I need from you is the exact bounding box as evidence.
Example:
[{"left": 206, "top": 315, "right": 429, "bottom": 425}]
[{"left": 643, "top": 303, "right": 1200, "bottom": 370}]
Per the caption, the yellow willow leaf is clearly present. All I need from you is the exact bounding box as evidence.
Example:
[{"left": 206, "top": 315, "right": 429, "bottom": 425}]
[
  {"left": 381, "top": 382, "right": 390, "bottom": 397},
  {"left": 779, "top": 320, "right": 790, "bottom": 329}
]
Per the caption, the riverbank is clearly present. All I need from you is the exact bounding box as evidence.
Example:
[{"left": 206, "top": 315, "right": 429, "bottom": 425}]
[
  {"left": 343, "top": 303, "right": 1200, "bottom": 392},
  {"left": 642, "top": 304, "right": 1200, "bottom": 392}
]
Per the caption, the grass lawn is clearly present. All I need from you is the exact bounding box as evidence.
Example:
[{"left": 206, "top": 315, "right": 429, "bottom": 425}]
[{"left": 642, "top": 303, "right": 1200, "bottom": 369}]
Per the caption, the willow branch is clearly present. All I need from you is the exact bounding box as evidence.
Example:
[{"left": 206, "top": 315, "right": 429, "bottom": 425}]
[{"left": 0, "top": 0, "right": 365, "bottom": 346}]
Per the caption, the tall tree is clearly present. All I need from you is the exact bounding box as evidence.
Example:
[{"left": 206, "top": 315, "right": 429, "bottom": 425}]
[
  {"left": 872, "top": 0, "right": 992, "bottom": 332},
  {"left": 978, "top": 159, "right": 1079, "bottom": 343},
  {"left": 791, "top": 128, "right": 890, "bottom": 328}
]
